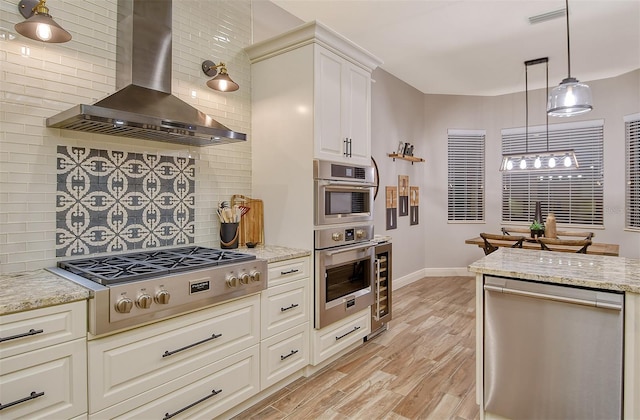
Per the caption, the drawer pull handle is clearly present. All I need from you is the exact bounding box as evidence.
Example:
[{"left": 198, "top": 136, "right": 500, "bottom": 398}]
[
  {"left": 0, "top": 328, "right": 44, "bottom": 343},
  {"left": 280, "top": 268, "right": 299, "bottom": 275},
  {"left": 162, "top": 388, "right": 222, "bottom": 420},
  {"left": 0, "top": 391, "right": 45, "bottom": 411},
  {"left": 335, "top": 326, "right": 360, "bottom": 341},
  {"left": 281, "top": 303, "right": 299, "bottom": 312},
  {"left": 280, "top": 349, "right": 299, "bottom": 361},
  {"left": 162, "top": 333, "right": 222, "bottom": 358}
]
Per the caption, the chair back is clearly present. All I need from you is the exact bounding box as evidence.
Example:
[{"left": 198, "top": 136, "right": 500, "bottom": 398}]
[
  {"left": 538, "top": 237, "right": 592, "bottom": 254},
  {"left": 480, "top": 233, "right": 526, "bottom": 255}
]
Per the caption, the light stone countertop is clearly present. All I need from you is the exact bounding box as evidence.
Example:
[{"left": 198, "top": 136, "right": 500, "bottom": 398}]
[
  {"left": 237, "top": 244, "right": 311, "bottom": 263},
  {"left": 0, "top": 269, "right": 90, "bottom": 316},
  {"left": 468, "top": 248, "right": 640, "bottom": 294}
]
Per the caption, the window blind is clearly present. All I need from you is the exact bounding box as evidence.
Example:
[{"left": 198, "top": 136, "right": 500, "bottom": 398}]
[
  {"left": 626, "top": 114, "right": 640, "bottom": 230},
  {"left": 448, "top": 129, "right": 485, "bottom": 222},
  {"left": 502, "top": 120, "right": 604, "bottom": 226}
]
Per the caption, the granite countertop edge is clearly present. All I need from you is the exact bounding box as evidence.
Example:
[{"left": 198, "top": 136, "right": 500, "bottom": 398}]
[
  {"left": 0, "top": 244, "right": 312, "bottom": 316},
  {"left": 468, "top": 248, "right": 640, "bottom": 294},
  {"left": 0, "top": 269, "right": 90, "bottom": 316}
]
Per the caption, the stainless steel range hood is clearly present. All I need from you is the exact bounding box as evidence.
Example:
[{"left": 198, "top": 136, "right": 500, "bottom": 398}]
[{"left": 47, "top": 0, "right": 246, "bottom": 147}]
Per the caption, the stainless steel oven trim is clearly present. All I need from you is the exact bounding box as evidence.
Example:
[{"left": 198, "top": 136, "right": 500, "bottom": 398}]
[
  {"left": 314, "top": 241, "right": 375, "bottom": 329},
  {"left": 314, "top": 180, "right": 374, "bottom": 226}
]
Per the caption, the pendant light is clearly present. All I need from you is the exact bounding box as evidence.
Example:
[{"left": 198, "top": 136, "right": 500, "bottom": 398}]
[
  {"left": 15, "top": 0, "right": 71, "bottom": 43},
  {"left": 500, "top": 58, "right": 579, "bottom": 172},
  {"left": 547, "top": 0, "right": 592, "bottom": 117}
]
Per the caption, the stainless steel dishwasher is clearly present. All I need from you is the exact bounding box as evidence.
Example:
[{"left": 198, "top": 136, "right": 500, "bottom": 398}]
[{"left": 483, "top": 276, "right": 624, "bottom": 420}]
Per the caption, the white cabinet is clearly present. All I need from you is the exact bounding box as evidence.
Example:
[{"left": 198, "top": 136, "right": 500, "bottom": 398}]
[
  {"left": 0, "top": 301, "right": 87, "bottom": 419},
  {"left": 314, "top": 46, "right": 372, "bottom": 165},
  {"left": 248, "top": 21, "right": 381, "bottom": 249},
  {"left": 260, "top": 257, "right": 311, "bottom": 389},
  {"left": 87, "top": 294, "right": 260, "bottom": 418},
  {"left": 311, "top": 307, "right": 370, "bottom": 365}
]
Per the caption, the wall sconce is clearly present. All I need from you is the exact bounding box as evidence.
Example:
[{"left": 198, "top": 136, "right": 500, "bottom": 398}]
[
  {"left": 500, "top": 57, "right": 579, "bottom": 172},
  {"left": 547, "top": 0, "right": 592, "bottom": 117},
  {"left": 201, "top": 60, "right": 239, "bottom": 92},
  {"left": 15, "top": 0, "right": 71, "bottom": 43}
]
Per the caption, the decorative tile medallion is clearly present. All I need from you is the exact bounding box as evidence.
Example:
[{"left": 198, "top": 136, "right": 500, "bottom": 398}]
[{"left": 56, "top": 146, "right": 195, "bottom": 257}]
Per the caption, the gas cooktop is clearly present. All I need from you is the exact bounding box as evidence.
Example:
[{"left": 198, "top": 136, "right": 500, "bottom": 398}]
[{"left": 58, "top": 246, "right": 256, "bottom": 285}]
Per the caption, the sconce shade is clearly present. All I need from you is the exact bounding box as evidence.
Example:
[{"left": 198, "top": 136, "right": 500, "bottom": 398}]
[
  {"left": 15, "top": 0, "right": 71, "bottom": 43},
  {"left": 201, "top": 60, "right": 239, "bottom": 92},
  {"left": 206, "top": 72, "right": 239, "bottom": 92},
  {"left": 547, "top": 77, "right": 593, "bottom": 117}
]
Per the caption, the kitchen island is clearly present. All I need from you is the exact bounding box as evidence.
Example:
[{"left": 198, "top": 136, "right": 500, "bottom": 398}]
[{"left": 468, "top": 248, "right": 640, "bottom": 419}]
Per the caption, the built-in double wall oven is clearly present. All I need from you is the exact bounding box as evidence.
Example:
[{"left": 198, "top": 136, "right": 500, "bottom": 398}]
[{"left": 313, "top": 159, "right": 376, "bottom": 329}]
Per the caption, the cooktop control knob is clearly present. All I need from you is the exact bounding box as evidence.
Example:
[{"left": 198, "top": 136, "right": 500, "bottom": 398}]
[
  {"left": 239, "top": 273, "right": 250, "bottom": 285},
  {"left": 155, "top": 289, "right": 170, "bottom": 305},
  {"left": 250, "top": 270, "right": 261, "bottom": 283},
  {"left": 115, "top": 297, "right": 134, "bottom": 313},
  {"left": 136, "top": 293, "right": 152, "bottom": 309},
  {"left": 355, "top": 229, "right": 365, "bottom": 239},
  {"left": 226, "top": 274, "right": 238, "bottom": 288},
  {"left": 332, "top": 232, "right": 343, "bottom": 241}
]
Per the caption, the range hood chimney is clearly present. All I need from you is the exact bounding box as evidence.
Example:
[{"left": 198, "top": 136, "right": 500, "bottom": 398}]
[{"left": 46, "top": 0, "right": 246, "bottom": 146}]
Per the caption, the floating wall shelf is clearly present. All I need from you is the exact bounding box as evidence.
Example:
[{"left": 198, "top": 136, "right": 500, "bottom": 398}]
[{"left": 388, "top": 153, "right": 425, "bottom": 164}]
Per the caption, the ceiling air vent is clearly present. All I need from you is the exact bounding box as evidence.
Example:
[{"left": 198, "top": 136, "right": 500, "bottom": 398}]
[{"left": 528, "top": 8, "right": 566, "bottom": 25}]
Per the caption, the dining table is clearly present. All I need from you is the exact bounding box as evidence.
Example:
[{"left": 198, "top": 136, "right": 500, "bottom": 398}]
[{"left": 465, "top": 235, "right": 620, "bottom": 256}]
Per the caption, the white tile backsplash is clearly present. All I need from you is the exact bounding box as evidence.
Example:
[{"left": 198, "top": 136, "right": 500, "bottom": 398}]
[{"left": 0, "top": 0, "right": 253, "bottom": 273}]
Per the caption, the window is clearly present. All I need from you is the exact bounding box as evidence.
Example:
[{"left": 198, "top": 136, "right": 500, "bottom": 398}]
[
  {"left": 502, "top": 120, "right": 604, "bottom": 226},
  {"left": 448, "top": 129, "right": 485, "bottom": 222},
  {"left": 626, "top": 114, "right": 640, "bottom": 230}
]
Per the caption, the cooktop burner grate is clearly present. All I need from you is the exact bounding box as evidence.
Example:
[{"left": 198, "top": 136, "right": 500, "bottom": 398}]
[{"left": 58, "top": 246, "right": 256, "bottom": 285}]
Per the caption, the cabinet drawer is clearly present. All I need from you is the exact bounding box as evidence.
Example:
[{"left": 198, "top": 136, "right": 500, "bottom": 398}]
[
  {"left": 267, "top": 257, "right": 309, "bottom": 287},
  {"left": 261, "top": 278, "right": 308, "bottom": 338},
  {"left": 311, "top": 308, "right": 370, "bottom": 365},
  {"left": 92, "top": 346, "right": 260, "bottom": 420},
  {"left": 0, "top": 301, "right": 86, "bottom": 359},
  {"left": 261, "top": 323, "right": 309, "bottom": 389},
  {"left": 0, "top": 338, "right": 87, "bottom": 419},
  {"left": 88, "top": 295, "right": 259, "bottom": 413}
]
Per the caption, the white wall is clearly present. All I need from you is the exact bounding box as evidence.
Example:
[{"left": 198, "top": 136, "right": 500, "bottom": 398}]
[
  {"left": 0, "top": 0, "right": 254, "bottom": 273},
  {"left": 370, "top": 68, "right": 429, "bottom": 281}
]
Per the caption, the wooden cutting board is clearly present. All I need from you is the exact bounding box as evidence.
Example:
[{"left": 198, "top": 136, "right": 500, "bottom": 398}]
[{"left": 231, "top": 194, "right": 264, "bottom": 246}]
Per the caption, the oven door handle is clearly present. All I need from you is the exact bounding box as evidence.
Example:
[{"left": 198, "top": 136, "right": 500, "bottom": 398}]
[
  {"left": 321, "top": 181, "right": 375, "bottom": 189},
  {"left": 324, "top": 243, "right": 375, "bottom": 256}
]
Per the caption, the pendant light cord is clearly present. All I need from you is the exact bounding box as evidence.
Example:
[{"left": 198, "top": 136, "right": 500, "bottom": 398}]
[
  {"left": 546, "top": 60, "right": 549, "bottom": 150},
  {"left": 565, "top": 0, "right": 571, "bottom": 78},
  {"left": 525, "top": 64, "right": 529, "bottom": 153}
]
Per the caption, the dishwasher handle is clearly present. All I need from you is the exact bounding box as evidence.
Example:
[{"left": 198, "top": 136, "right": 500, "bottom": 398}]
[{"left": 483, "top": 284, "right": 622, "bottom": 311}]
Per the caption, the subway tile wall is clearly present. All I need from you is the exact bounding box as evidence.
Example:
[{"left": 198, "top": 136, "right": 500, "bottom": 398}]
[{"left": 0, "top": 0, "right": 253, "bottom": 273}]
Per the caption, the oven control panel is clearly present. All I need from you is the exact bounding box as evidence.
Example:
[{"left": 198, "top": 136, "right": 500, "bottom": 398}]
[{"left": 315, "top": 224, "right": 374, "bottom": 249}]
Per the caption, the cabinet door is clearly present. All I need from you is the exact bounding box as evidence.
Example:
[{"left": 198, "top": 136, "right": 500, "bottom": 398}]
[
  {"left": 0, "top": 300, "right": 86, "bottom": 359},
  {"left": 260, "top": 323, "right": 309, "bottom": 389},
  {"left": 0, "top": 339, "right": 87, "bottom": 419},
  {"left": 342, "top": 62, "right": 371, "bottom": 165},
  {"left": 87, "top": 295, "right": 260, "bottom": 413},
  {"left": 311, "top": 308, "right": 370, "bottom": 365},
  {"left": 315, "top": 46, "right": 345, "bottom": 161},
  {"left": 261, "top": 278, "right": 308, "bottom": 338}
]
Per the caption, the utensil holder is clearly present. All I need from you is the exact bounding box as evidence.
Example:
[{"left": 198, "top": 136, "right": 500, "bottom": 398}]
[{"left": 220, "top": 223, "right": 239, "bottom": 249}]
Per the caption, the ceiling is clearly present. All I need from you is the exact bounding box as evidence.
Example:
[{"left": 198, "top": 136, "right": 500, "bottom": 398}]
[{"left": 269, "top": 0, "right": 640, "bottom": 96}]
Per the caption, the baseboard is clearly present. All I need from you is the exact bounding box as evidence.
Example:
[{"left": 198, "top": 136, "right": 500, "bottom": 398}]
[{"left": 393, "top": 267, "right": 472, "bottom": 290}]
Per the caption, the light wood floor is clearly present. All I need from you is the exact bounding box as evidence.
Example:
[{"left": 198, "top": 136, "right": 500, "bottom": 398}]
[{"left": 234, "top": 276, "right": 479, "bottom": 419}]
